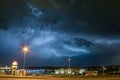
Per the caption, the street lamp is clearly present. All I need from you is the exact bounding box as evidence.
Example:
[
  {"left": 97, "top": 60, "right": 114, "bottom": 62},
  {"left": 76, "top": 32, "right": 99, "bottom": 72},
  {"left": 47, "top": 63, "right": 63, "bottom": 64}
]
[
  {"left": 22, "top": 45, "right": 29, "bottom": 68},
  {"left": 68, "top": 57, "right": 71, "bottom": 77},
  {"left": 68, "top": 57, "right": 71, "bottom": 69}
]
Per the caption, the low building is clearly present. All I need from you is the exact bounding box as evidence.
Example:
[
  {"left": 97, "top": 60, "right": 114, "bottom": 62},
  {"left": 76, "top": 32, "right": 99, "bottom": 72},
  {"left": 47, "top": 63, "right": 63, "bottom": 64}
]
[
  {"left": 84, "top": 71, "right": 98, "bottom": 76},
  {"left": 55, "top": 68, "right": 72, "bottom": 75},
  {"left": 16, "top": 69, "right": 26, "bottom": 76},
  {"left": 54, "top": 67, "right": 80, "bottom": 75},
  {"left": 0, "top": 66, "right": 11, "bottom": 74},
  {"left": 79, "top": 68, "right": 86, "bottom": 75}
]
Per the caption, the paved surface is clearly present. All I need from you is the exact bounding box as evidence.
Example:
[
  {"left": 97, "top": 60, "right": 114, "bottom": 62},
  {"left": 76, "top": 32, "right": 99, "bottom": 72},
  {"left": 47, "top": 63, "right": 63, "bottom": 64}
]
[
  {"left": 0, "top": 75, "right": 120, "bottom": 80},
  {"left": 0, "top": 77, "right": 120, "bottom": 80}
]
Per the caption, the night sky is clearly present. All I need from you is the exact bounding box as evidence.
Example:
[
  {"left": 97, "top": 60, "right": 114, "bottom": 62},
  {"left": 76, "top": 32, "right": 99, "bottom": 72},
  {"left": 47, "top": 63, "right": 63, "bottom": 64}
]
[{"left": 0, "top": 0, "right": 120, "bottom": 67}]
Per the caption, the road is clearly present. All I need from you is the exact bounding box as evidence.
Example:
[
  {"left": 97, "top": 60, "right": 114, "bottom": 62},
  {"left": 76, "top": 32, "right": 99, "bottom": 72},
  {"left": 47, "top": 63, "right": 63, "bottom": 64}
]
[
  {"left": 0, "top": 77, "right": 120, "bottom": 80},
  {"left": 0, "top": 75, "right": 120, "bottom": 80}
]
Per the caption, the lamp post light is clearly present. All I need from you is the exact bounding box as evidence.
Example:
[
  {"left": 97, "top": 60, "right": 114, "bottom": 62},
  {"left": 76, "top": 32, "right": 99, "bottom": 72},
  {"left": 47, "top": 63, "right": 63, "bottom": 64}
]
[
  {"left": 68, "top": 57, "right": 71, "bottom": 77},
  {"left": 68, "top": 58, "right": 71, "bottom": 69},
  {"left": 22, "top": 45, "right": 29, "bottom": 68}
]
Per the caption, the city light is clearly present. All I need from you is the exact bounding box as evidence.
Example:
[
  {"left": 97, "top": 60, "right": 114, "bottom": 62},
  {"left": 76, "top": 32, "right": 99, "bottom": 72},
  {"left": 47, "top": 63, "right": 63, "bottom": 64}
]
[
  {"left": 22, "top": 45, "right": 29, "bottom": 54},
  {"left": 12, "top": 61, "right": 18, "bottom": 66}
]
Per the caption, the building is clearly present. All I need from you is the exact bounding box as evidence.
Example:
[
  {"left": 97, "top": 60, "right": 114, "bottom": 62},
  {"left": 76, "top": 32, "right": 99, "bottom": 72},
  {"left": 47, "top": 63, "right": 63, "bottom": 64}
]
[{"left": 0, "top": 66, "right": 11, "bottom": 74}]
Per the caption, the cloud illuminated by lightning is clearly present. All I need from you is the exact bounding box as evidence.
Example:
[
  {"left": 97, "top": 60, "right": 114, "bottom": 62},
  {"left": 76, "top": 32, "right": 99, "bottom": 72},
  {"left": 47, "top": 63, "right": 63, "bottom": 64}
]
[
  {"left": 32, "top": 37, "right": 56, "bottom": 46},
  {"left": 51, "top": 48, "right": 79, "bottom": 57},
  {"left": 63, "top": 45, "right": 90, "bottom": 53}
]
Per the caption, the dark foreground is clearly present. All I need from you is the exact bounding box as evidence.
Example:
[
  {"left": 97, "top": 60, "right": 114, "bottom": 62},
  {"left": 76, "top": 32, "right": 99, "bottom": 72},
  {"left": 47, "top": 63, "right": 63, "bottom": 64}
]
[{"left": 0, "top": 75, "right": 120, "bottom": 80}]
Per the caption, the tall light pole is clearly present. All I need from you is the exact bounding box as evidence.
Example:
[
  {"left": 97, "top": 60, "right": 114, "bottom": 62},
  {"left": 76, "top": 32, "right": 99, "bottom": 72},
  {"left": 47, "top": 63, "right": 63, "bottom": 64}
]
[
  {"left": 68, "top": 57, "right": 71, "bottom": 77},
  {"left": 22, "top": 45, "right": 29, "bottom": 68},
  {"left": 68, "top": 57, "right": 71, "bottom": 69}
]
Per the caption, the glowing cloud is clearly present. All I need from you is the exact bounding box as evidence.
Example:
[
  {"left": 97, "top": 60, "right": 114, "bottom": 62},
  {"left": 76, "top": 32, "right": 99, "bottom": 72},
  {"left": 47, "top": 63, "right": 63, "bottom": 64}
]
[
  {"left": 32, "top": 37, "right": 56, "bottom": 46},
  {"left": 63, "top": 45, "right": 90, "bottom": 53}
]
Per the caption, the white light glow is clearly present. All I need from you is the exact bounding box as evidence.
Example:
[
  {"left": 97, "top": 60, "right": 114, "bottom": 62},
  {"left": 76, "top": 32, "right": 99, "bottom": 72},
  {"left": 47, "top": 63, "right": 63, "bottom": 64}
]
[{"left": 63, "top": 45, "right": 90, "bottom": 53}]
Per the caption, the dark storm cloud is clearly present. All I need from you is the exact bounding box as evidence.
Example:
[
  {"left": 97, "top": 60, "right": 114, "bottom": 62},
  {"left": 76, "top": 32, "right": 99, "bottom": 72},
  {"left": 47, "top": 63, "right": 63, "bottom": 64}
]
[
  {"left": 37, "top": 0, "right": 120, "bottom": 35},
  {"left": 0, "top": 0, "right": 120, "bottom": 35},
  {"left": 0, "top": 0, "right": 27, "bottom": 29},
  {"left": 25, "top": 0, "right": 120, "bottom": 35},
  {"left": 0, "top": 0, "right": 120, "bottom": 66},
  {"left": 65, "top": 37, "right": 94, "bottom": 48}
]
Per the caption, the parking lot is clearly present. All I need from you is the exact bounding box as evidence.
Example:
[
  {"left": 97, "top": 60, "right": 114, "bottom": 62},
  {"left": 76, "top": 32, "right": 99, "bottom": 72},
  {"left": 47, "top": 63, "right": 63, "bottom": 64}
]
[{"left": 0, "top": 75, "right": 120, "bottom": 80}]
